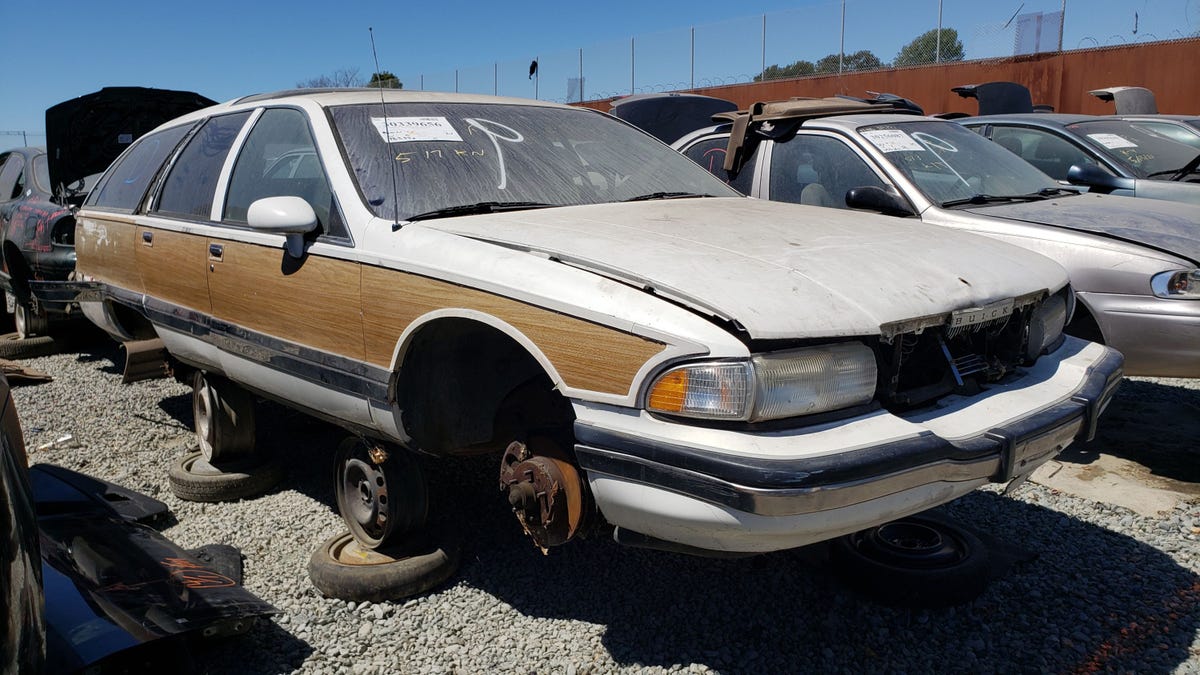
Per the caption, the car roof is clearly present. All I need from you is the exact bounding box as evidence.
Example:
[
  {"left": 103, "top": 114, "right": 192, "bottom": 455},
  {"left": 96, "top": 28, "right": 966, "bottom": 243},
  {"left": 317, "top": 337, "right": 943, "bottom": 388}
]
[
  {"left": 150, "top": 88, "right": 584, "bottom": 136},
  {"left": 957, "top": 113, "right": 1095, "bottom": 127},
  {"left": 1101, "top": 114, "right": 1200, "bottom": 123}
]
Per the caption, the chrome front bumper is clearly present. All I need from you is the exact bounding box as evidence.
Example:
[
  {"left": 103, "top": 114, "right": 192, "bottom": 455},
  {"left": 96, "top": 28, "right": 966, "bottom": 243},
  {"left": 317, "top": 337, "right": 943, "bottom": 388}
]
[{"left": 573, "top": 338, "right": 1123, "bottom": 552}]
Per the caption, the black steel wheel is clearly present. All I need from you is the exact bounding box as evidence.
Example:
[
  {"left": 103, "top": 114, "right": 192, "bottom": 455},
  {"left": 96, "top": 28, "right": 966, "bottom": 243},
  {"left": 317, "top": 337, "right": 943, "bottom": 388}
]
[
  {"left": 192, "top": 371, "right": 256, "bottom": 463},
  {"left": 168, "top": 450, "right": 284, "bottom": 503},
  {"left": 335, "top": 437, "right": 428, "bottom": 550},
  {"left": 307, "top": 530, "right": 459, "bottom": 603},
  {"left": 830, "top": 513, "right": 991, "bottom": 607}
]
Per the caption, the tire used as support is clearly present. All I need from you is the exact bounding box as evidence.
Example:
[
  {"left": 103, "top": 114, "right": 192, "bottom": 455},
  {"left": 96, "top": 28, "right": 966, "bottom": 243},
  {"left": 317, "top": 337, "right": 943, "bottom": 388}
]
[
  {"left": 168, "top": 449, "right": 284, "bottom": 503},
  {"left": 307, "top": 530, "right": 460, "bottom": 603}
]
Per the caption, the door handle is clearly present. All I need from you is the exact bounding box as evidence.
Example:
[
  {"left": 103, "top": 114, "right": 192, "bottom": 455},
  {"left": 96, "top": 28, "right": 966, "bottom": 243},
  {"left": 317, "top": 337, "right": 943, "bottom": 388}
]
[
  {"left": 208, "top": 243, "right": 224, "bottom": 261},
  {"left": 141, "top": 231, "right": 153, "bottom": 246}
]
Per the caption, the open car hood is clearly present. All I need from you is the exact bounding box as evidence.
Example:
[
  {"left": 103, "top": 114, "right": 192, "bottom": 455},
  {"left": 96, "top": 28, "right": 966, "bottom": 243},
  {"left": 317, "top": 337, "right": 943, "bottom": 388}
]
[
  {"left": 425, "top": 198, "right": 1068, "bottom": 340},
  {"left": 44, "top": 87, "right": 215, "bottom": 196},
  {"left": 967, "top": 192, "right": 1200, "bottom": 265}
]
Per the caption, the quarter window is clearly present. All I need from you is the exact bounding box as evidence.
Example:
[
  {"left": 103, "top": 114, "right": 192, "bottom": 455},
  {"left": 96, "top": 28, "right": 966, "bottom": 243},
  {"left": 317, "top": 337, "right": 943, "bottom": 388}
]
[
  {"left": 0, "top": 153, "right": 25, "bottom": 201},
  {"left": 224, "top": 108, "right": 340, "bottom": 238},
  {"left": 88, "top": 125, "right": 191, "bottom": 212},
  {"left": 155, "top": 112, "right": 251, "bottom": 220}
]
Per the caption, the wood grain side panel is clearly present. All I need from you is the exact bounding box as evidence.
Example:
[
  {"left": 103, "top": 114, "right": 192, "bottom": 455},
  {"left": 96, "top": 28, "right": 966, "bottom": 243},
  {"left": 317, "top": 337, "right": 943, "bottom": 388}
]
[
  {"left": 135, "top": 228, "right": 211, "bottom": 314},
  {"left": 76, "top": 215, "right": 143, "bottom": 293},
  {"left": 207, "top": 241, "right": 364, "bottom": 360},
  {"left": 361, "top": 266, "right": 666, "bottom": 396}
]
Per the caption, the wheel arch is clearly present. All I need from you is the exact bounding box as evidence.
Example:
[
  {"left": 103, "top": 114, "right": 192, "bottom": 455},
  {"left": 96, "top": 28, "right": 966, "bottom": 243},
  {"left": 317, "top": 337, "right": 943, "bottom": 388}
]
[
  {"left": 1066, "top": 295, "right": 1105, "bottom": 345},
  {"left": 389, "top": 311, "right": 575, "bottom": 456},
  {"left": 2, "top": 241, "right": 30, "bottom": 297}
]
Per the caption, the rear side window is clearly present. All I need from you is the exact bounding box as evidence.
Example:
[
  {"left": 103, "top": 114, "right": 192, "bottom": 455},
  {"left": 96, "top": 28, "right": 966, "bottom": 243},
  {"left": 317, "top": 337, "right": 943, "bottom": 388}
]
[
  {"left": 87, "top": 125, "right": 191, "bottom": 212},
  {"left": 681, "top": 137, "right": 756, "bottom": 195},
  {"left": 155, "top": 112, "right": 252, "bottom": 220},
  {"left": 0, "top": 153, "right": 25, "bottom": 201}
]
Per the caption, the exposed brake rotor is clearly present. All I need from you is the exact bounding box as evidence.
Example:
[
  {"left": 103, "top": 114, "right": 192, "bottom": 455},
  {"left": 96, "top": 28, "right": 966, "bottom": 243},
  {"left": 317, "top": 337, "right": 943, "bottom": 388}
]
[{"left": 498, "top": 438, "right": 586, "bottom": 552}]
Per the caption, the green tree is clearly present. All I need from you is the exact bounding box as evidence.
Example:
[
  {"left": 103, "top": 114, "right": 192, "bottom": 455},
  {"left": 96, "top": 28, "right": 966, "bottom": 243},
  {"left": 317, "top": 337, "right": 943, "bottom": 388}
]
[
  {"left": 894, "top": 28, "right": 965, "bottom": 67},
  {"left": 814, "top": 50, "right": 885, "bottom": 74},
  {"left": 368, "top": 71, "right": 403, "bottom": 89},
  {"left": 754, "top": 60, "right": 816, "bottom": 82},
  {"left": 296, "top": 67, "right": 362, "bottom": 88}
]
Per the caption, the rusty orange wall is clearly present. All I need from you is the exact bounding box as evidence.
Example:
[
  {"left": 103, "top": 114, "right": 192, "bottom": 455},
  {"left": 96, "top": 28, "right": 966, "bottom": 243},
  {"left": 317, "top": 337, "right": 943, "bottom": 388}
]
[{"left": 578, "top": 39, "right": 1200, "bottom": 116}]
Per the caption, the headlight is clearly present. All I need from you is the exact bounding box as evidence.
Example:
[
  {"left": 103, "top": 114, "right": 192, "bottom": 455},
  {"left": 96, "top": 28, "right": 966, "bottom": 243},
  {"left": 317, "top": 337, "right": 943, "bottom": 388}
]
[
  {"left": 646, "top": 343, "right": 877, "bottom": 422},
  {"left": 1151, "top": 269, "right": 1200, "bottom": 299},
  {"left": 1025, "top": 290, "right": 1069, "bottom": 360}
]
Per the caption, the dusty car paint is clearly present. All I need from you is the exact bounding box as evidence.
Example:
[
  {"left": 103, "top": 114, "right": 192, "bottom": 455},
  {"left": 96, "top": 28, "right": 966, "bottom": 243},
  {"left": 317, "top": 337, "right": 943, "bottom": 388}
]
[{"left": 69, "top": 90, "right": 1122, "bottom": 555}]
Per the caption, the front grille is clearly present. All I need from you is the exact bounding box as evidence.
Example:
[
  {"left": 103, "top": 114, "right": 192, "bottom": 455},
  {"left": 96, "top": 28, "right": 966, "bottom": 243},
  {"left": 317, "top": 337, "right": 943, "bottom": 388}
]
[{"left": 875, "top": 292, "right": 1044, "bottom": 410}]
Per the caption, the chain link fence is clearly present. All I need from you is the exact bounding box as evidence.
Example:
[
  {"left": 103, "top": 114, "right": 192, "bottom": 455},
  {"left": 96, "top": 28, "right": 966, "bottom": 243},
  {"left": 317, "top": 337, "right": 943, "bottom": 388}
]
[{"left": 394, "top": 0, "right": 1200, "bottom": 103}]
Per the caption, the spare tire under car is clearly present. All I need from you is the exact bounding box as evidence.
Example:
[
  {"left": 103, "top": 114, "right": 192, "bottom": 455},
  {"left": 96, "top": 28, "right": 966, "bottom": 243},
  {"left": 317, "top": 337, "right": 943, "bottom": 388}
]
[{"left": 830, "top": 512, "right": 992, "bottom": 607}]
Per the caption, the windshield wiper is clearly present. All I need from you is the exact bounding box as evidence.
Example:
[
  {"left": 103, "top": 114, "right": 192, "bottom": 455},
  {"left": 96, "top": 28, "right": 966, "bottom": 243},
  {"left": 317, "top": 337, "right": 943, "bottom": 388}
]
[
  {"left": 622, "top": 191, "right": 713, "bottom": 202},
  {"left": 405, "top": 201, "right": 555, "bottom": 222},
  {"left": 941, "top": 188, "right": 1072, "bottom": 208},
  {"left": 1145, "top": 152, "right": 1200, "bottom": 181}
]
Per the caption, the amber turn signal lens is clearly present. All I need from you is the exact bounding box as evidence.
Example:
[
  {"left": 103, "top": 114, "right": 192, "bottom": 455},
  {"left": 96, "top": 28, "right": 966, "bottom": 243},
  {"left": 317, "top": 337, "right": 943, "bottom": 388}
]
[{"left": 648, "top": 369, "right": 688, "bottom": 412}]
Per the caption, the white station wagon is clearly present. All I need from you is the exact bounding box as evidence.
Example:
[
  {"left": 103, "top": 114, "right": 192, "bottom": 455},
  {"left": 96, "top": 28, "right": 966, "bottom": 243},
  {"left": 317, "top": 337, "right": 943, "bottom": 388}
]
[{"left": 67, "top": 90, "right": 1121, "bottom": 593}]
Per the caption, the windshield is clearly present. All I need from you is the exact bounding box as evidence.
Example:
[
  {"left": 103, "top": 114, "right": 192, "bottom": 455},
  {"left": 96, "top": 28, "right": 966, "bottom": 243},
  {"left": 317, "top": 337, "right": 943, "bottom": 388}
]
[
  {"left": 329, "top": 102, "right": 739, "bottom": 220},
  {"left": 1067, "top": 119, "right": 1199, "bottom": 177},
  {"left": 859, "top": 120, "right": 1060, "bottom": 206}
]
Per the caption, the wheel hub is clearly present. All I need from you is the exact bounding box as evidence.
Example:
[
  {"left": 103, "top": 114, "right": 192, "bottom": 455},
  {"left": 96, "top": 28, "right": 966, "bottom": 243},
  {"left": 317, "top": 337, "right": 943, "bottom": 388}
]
[{"left": 498, "top": 439, "right": 586, "bottom": 552}]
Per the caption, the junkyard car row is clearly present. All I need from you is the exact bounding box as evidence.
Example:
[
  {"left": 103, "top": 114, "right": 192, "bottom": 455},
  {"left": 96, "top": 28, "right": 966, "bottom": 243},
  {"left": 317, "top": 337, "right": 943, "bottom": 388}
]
[
  {"left": 50, "top": 88, "right": 1124, "bottom": 576},
  {"left": 12, "top": 81, "right": 1200, "bottom": 603},
  {"left": 673, "top": 97, "right": 1200, "bottom": 378}
]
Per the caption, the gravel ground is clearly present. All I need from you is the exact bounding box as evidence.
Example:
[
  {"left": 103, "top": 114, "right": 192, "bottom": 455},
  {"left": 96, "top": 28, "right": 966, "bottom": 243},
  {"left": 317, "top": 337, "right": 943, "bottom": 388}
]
[{"left": 11, "top": 339, "right": 1200, "bottom": 674}]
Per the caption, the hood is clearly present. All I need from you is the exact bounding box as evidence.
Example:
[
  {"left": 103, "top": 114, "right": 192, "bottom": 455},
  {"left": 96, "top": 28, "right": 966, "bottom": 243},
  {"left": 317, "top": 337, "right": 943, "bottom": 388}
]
[
  {"left": 422, "top": 198, "right": 1067, "bottom": 340},
  {"left": 44, "top": 87, "right": 216, "bottom": 196},
  {"left": 966, "top": 192, "right": 1200, "bottom": 264}
]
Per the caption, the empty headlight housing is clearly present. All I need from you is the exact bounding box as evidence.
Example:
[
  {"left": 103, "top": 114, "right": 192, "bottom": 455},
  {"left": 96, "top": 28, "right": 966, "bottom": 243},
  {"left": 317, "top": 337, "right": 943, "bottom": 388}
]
[
  {"left": 646, "top": 342, "right": 877, "bottom": 422},
  {"left": 1151, "top": 269, "right": 1200, "bottom": 299},
  {"left": 1025, "top": 288, "right": 1071, "bottom": 361}
]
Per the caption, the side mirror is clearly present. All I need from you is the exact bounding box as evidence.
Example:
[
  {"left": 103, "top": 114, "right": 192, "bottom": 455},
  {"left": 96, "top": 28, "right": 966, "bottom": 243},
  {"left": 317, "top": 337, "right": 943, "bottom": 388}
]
[
  {"left": 247, "top": 196, "right": 318, "bottom": 258},
  {"left": 1066, "top": 164, "right": 1135, "bottom": 194},
  {"left": 845, "top": 186, "right": 916, "bottom": 217}
]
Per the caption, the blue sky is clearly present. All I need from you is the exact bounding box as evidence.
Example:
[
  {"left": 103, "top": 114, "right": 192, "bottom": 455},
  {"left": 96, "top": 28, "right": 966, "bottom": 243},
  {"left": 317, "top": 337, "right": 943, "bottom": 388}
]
[{"left": 2, "top": 0, "right": 1193, "bottom": 143}]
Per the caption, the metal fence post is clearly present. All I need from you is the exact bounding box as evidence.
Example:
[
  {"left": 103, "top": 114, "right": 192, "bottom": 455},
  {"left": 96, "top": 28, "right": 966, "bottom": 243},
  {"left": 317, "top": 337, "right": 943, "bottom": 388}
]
[
  {"left": 761, "top": 15, "right": 767, "bottom": 82},
  {"left": 839, "top": 0, "right": 846, "bottom": 74},
  {"left": 936, "top": 0, "right": 943, "bottom": 62},
  {"left": 1058, "top": 0, "right": 1067, "bottom": 51},
  {"left": 690, "top": 27, "right": 695, "bottom": 89}
]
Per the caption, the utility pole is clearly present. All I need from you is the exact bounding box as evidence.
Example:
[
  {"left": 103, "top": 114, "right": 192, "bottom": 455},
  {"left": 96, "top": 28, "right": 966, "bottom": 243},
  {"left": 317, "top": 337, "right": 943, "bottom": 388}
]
[{"left": 1, "top": 130, "right": 29, "bottom": 145}]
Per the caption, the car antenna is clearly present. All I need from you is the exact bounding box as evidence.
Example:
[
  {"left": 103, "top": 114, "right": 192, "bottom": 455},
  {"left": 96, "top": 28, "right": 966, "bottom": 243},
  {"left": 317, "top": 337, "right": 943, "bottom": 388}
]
[{"left": 369, "top": 27, "right": 403, "bottom": 231}]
